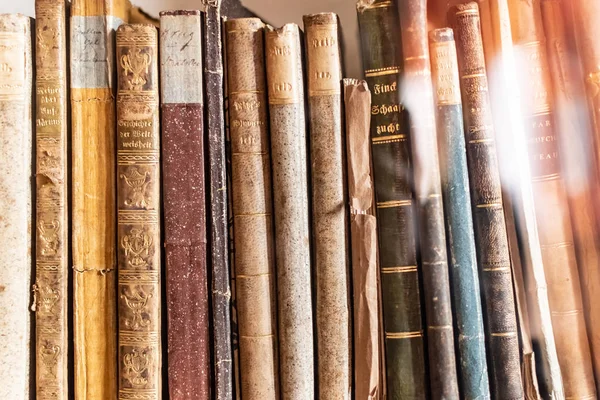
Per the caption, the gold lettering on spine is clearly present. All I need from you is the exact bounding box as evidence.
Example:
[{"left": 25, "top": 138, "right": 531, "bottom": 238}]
[
  {"left": 266, "top": 26, "right": 300, "bottom": 104},
  {"left": 306, "top": 23, "right": 341, "bottom": 96},
  {"left": 430, "top": 39, "right": 461, "bottom": 105}
]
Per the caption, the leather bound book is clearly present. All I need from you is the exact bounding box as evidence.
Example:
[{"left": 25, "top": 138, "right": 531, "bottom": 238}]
[
  {"left": 0, "top": 14, "right": 32, "bottom": 400},
  {"left": 356, "top": 1, "right": 427, "bottom": 397},
  {"left": 452, "top": 4, "right": 524, "bottom": 399},
  {"left": 508, "top": 0, "right": 597, "bottom": 398},
  {"left": 303, "top": 13, "right": 351, "bottom": 400},
  {"left": 70, "top": 1, "right": 129, "bottom": 398},
  {"left": 542, "top": 0, "right": 600, "bottom": 388},
  {"left": 265, "top": 23, "right": 315, "bottom": 399},
  {"left": 34, "top": 1, "right": 69, "bottom": 399},
  {"left": 159, "top": 10, "right": 210, "bottom": 400},
  {"left": 203, "top": 2, "right": 234, "bottom": 397},
  {"left": 397, "top": 1, "right": 459, "bottom": 397},
  {"left": 343, "top": 79, "right": 383, "bottom": 400},
  {"left": 116, "top": 24, "right": 162, "bottom": 400},
  {"left": 225, "top": 17, "right": 279, "bottom": 400},
  {"left": 429, "top": 28, "right": 491, "bottom": 400}
]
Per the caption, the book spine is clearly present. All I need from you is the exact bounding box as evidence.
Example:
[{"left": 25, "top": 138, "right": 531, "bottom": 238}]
[
  {"left": 224, "top": 17, "right": 279, "bottom": 400},
  {"left": 343, "top": 78, "right": 382, "bottom": 400},
  {"left": 34, "top": 1, "right": 69, "bottom": 399},
  {"left": 429, "top": 28, "right": 491, "bottom": 400},
  {"left": 474, "top": 1, "right": 564, "bottom": 398},
  {"left": 203, "top": 2, "right": 234, "bottom": 397},
  {"left": 355, "top": 1, "right": 427, "bottom": 397},
  {"left": 303, "top": 13, "right": 351, "bottom": 400},
  {"left": 265, "top": 23, "right": 315, "bottom": 399},
  {"left": 159, "top": 11, "right": 210, "bottom": 400},
  {"left": 397, "top": 1, "right": 459, "bottom": 397},
  {"left": 0, "top": 13, "right": 32, "bottom": 400},
  {"left": 508, "top": 0, "right": 598, "bottom": 397},
  {"left": 572, "top": 0, "right": 600, "bottom": 183},
  {"left": 452, "top": 5, "right": 524, "bottom": 399},
  {"left": 116, "top": 23, "right": 161, "bottom": 400},
  {"left": 542, "top": 0, "right": 600, "bottom": 388},
  {"left": 70, "top": 1, "right": 128, "bottom": 398}
]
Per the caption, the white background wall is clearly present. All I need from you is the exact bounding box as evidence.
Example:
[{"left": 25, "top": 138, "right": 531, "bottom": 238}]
[{"left": 3, "top": 0, "right": 364, "bottom": 77}]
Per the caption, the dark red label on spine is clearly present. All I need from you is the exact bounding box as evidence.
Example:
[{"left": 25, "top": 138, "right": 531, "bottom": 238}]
[{"left": 526, "top": 112, "right": 560, "bottom": 178}]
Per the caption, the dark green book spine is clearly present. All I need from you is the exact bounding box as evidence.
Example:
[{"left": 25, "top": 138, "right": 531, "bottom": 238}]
[
  {"left": 430, "top": 28, "right": 491, "bottom": 400},
  {"left": 357, "top": 1, "right": 427, "bottom": 398}
]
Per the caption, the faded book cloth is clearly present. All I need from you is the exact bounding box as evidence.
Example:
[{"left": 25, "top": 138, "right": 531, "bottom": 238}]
[{"left": 344, "top": 79, "right": 382, "bottom": 400}]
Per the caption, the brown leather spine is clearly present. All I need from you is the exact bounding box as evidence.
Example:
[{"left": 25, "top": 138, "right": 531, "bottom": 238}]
[
  {"left": 452, "top": 4, "right": 525, "bottom": 399},
  {"left": 35, "top": 1, "right": 69, "bottom": 399},
  {"left": 116, "top": 24, "right": 162, "bottom": 400},
  {"left": 508, "top": 0, "right": 597, "bottom": 398},
  {"left": 542, "top": 0, "right": 600, "bottom": 390},
  {"left": 202, "top": 2, "right": 234, "bottom": 397},
  {"left": 397, "top": 1, "right": 459, "bottom": 397},
  {"left": 225, "top": 17, "right": 279, "bottom": 400},
  {"left": 159, "top": 10, "right": 210, "bottom": 400},
  {"left": 70, "top": 1, "right": 129, "bottom": 398},
  {"left": 265, "top": 23, "right": 315, "bottom": 399},
  {"left": 303, "top": 13, "right": 351, "bottom": 400}
]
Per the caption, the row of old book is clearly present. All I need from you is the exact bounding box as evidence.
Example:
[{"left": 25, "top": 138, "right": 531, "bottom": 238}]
[{"left": 2, "top": 0, "right": 600, "bottom": 399}]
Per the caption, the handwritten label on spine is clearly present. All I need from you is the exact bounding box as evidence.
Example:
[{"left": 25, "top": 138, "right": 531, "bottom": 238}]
[
  {"left": 0, "top": 32, "right": 25, "bottom": 98},
  {"left": 306, "top": 24, "right": 341, "bottom": 96},
  {"left": 266, "top": 26, "right": 300, "bottom": 104},
  {"left": 159, "top": 14, "right": 202, "bottom": 104}
]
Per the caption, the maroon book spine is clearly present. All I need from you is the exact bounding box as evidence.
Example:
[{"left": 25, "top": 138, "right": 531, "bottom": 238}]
[{"left": 159, "top": 10, "right": 210, "bottom": 400}]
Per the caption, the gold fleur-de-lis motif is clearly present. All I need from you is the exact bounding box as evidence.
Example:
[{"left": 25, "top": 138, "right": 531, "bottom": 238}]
[
  {"left": 40, "top": 344, "right": 60, "bottom": 379},
  {"left": 121, "top": 227, "right": 152, "bottom": 269},
  {"left": 120, "top": 167, "right": 151, "bottom": 208},
  {"left": 121, "top": 48, "right": 151, "bottom": 91},
  {"left": 123, "top": 348, "right": 150, "bottom": 387},
  {"left": 121, "top": 287, "right": 153, "bottom": 330},
  {"left": 38, "top": 219, "right": 60, "bottom": 256}
]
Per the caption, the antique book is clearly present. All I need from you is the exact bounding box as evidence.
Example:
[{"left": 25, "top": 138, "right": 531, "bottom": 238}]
[
  {"left": 508, "top": 0, "right": 598, "bottom": 398},
  {"left": 303, "top": 13, "right": 351, "bottom": 400},
  {"left": 474, "top": 1, "right": 562, "bottom": 397},
  {"left": 397, "top": 1, "right": 458, "bottom": 397},
  {"left": 70, "top": 1, "right": 129, "bottom": 398},
  {"left": 34, "top": 1, "right": 69, "bottom": 399},
  {"left": 429, "top": 28, "right": 490, "bottom": 400},
  {"left": 265, "top": 23, "right": 314, "bottom": 399},
  {"left": 225, "top": 17, "right": 279, "bottom": 400},
  {"left": 355, "top": 1, "right": 427, "bottom": 397},
  {"left": 116, "top": 24, "right": 162, "bottom": 400},
  {"left": 0, "top": 13, "right": 32, "bottom": 400},
  {"left": 159, "top": 10, "right": 210, "bottom": 400},
  {"left": 203, "top": 2, "right": 233, "bottom": 397},
  {"left": 344, "top": 78, "right": 383, "bottom": 400},
  {"left": 452, "top": 4, "right": 524, "bottom": 399},
  {"left": 542, "top": 0, "right": 600, "bottom": 388}
]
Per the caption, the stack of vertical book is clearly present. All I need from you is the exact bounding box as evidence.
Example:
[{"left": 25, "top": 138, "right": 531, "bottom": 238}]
[{"left": 2, "top": 0, "right": 600, "bottom": 398}]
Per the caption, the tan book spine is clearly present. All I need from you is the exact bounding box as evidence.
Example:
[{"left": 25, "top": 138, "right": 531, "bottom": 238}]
[
  {"left": 115, "top": 23, "right": 161, "bottom": 400},
  {"left": 303, "top": 13, "right": 351, "bottom": 400},
  {"left": 476, "top": 0, "right": 564, "bottom": 397},
  {"left": 265, "top": 23, "right": 315, "bottom": 399},
  {"left": 225, "top": 17, "right": 279, "bottom": 400},
  {"left": 508, "top": 0, "right": 597, "bottom": 398},
  {"left": 70, "top": 1, "right": 129, "bottom": 398},
  {"left": 542, "top": 0, "right": 600, "bottom": 389},
  {"left": 34, "top": 1, "right": 69, "bottom": 399},
  {"left": 0, "top": 13, "right": 33, "bottom": 400}
]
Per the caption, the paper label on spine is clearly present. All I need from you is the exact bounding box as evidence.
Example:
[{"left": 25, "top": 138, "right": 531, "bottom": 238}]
[
  {"left": 266, "top": 29, "right": 300, "bottom": 104},
  {"left": 160, "top": 15, "right": 203, "bottom": 104},
  {"left": 430, "top": 41, "right": 461, "bottom": 105},
  {"left": 306, "top": 24, "right": 341, "bottom": 96},
  {"left": 71, "top": 16, "right": 123, "bottom": 89},
  {"left": 0, "top": 32, "right": 25, "bottom": 98}
]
